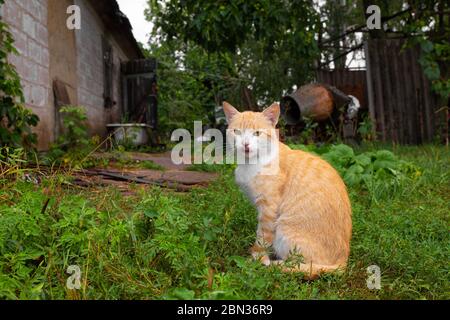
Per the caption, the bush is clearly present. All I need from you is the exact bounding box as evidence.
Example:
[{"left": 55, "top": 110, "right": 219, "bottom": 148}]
[
  {"left": 45, "top": 106, "right": 96, "bottom": 168},
  {"left": 290, "top": 143, "right": 422, "bottom": 200}
]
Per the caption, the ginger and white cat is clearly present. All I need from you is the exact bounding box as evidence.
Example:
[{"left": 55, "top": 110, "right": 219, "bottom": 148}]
[{"left": 223, "top": 101, "right": 352, "bottom": 279}]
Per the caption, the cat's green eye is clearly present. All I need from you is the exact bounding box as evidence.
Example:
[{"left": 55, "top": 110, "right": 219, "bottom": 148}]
[
  {"left": 253, "top": 130, "right": 261, "bottom": 136},
  {"left": 233, "top": 129, "right": 242, "bottom": 135}
]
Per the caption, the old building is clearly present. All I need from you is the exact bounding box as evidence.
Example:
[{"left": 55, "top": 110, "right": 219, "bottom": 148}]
[{"left": 1, "top": 0, "right": 156, "bottom": 150}]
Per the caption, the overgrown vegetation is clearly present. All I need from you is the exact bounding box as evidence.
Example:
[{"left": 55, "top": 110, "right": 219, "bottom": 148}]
[
  {"left": 0, "top": 0, "right": 39, "bottom": 150},
  {"left": 145, "top": 0, "right": 320, "bottom": 134},
  {"left": 187, "top": 163, "right": 224, "bottom": 173},
  {"left": 144, "top": 0, "right": 449, "bottom": 143},
  {"left": 0, "top": 0, "right": 448, "bottom": 301},
  {"left": 0, "top": 144, "right": 448, "bottom": 299},
  {"left": 291, "top": 144, "right": 421, "bottom": 201},
  {"left": 42, "top": 106, "right": 166, "bottom": 170},
  {"left": 45, "top": 106, "right": 95, "bottom": 168}
]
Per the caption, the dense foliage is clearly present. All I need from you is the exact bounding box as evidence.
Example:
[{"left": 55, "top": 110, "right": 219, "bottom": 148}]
[
  {"left": 292, "top": 144, "right": 421, "bottom": 200},
  {"left": 405, "top": 1, "right": 450, "bottom": 100},
  {"left": 0, "top": 0, "right": 39, "bottom": 150},
  {"left": 319, "top": 0, "right": 449, "bottom": 99},
  {"left": 45, "top": 106, "right": 92, "bottom": 167},
  {"left": 148, "top": 0, "right": 319, "bottom": 56},
  {"left": 142, "top": 43, "right": 227, "bottom": 135},
  {"left": 0, "top": 0, "right": 448, "bottom": 301},
  {"left": 0, "top": 144, "right": 448, "bottom": 299},
  {"left": 146, "top": 1, "right": 449, "bottom": 140},
  {"left": 145, "top": 0, "right": 320, "bottom": 133}
]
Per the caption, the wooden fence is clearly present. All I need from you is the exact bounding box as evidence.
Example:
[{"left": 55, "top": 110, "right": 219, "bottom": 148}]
[
  {"left": 365, "top": 39, "right": 443, "bottom": 144},
  {"left": 316, "top": 69, "right": 368, "bottom": 111}
]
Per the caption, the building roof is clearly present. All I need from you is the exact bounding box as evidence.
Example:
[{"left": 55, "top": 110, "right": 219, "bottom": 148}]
[{"left": 89, "top": 0, "right": 144, "bottom": 59}]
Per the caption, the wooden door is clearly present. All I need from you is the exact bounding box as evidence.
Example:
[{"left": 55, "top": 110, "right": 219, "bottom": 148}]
[{"left": 121, "top": 59, "right": 157, "bottom": 128}]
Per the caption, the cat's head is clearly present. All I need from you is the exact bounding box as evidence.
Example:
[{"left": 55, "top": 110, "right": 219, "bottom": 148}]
[{"left": 222, "top": 102, "right": 280, "bottom": 161}]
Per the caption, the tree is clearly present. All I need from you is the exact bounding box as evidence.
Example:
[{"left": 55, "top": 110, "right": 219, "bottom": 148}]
[
  {"left": 404, "top": 1, "right": 450, "bottom": 100},
  {"left": 142, "top": 40, "right": 233, "bottom": 136},
  {"left": 319, "top": 0, "right": 365, "bottom": 69},
  {"left": 145, "top": 0, "right": 320, "bottom": 126},
  {"left": 318, "top": 0, "right": 449, "bottom": 100}
]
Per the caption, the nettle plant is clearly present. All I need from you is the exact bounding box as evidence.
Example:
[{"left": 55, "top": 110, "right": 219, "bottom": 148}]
[
  {"left": 0, "top": 1, "right": 39, "bottom": 150},
  {"left": 47, "top": 106, "right": 92, "bottom": 166},
  {"left": 321, "top": 144, "right": 416, "bottom": 186},
  {"left": 291, "top": 144, "right": 421, "bottom": 199}
]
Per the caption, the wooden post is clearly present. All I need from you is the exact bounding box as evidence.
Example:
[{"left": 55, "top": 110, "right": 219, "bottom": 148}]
[{"left": 364, "top": 41, "right": 377, "bottom": 139}]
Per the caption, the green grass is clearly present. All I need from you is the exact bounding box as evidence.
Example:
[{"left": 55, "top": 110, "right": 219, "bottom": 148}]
[
  {"left": 0, "top": 145, "right": 448, "bottom": 299},
  {"left": 91, "top": 152, "right": 167, "bottom": 171},
  {"left": 186, "top": 163, "right": 223, "bottom": 173},
  {"left": 137, "top": 160, "right": 166, "bottom": 171}
]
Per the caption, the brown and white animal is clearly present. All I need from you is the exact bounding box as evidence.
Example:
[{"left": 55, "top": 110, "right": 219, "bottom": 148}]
[{"left": 223, "top": 101, "right": 352, "bottom": 279}]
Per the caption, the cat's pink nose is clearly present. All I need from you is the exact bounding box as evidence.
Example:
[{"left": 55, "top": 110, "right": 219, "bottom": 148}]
[{"left": 244, "top": 143, "right": 250, "bottom": 152}]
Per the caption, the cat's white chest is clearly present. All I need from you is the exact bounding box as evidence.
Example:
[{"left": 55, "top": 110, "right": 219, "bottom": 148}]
[
  {"left": 235, "top": 164, "right": 263, "bottom": 202},
  {"left": 235, "top": 164, "right": 261, "bottom": 184},
  {"left": 234, "top": 149, "right": 278, "bottom": 204}
]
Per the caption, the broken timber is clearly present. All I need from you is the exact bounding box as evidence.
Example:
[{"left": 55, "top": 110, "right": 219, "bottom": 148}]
[{"left": 78, "top": 169, "right": 195, "bottom": 192}]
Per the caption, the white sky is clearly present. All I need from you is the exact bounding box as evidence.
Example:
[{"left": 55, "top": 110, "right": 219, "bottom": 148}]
[{"left": 116, "top": 0, "right": 153, "bottom": 47}]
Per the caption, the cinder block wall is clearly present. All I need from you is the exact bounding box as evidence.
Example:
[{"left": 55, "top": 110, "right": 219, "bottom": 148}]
[
  {"left": 73, "top": 0, "right": 105, "bottom": 137},
  {"left": 2, "top": 0, "right": 131, "bottom": 149},
  {"left": 2, "top": 0, "right": 52, "bottom": 150},
  {"left": 74, "top": 0, "right": 128, "bottom": 137}
]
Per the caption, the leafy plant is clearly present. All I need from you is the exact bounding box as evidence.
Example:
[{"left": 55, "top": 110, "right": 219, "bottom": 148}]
[
  {"left": 298, "top": 118, "right": 319, "bottom": 145},
  {"left": 187, "top": 163, "right": 222, "bottom": 173},
  {"left": 357, "top": 115, "right": 374, "bottom": 142},
  {"left": 333, "top": 145, "right": 421, "bottom": 201},
  {"left": 139, "top": 160, "right": 166, "bottom": 171},
  {"left": 45, "top": 106, "right": 94, "bottom": 167},
  {"left": 0, "top": 1, "right": 39, "bottom": 150},
  {"left": 290, "top": 143, "right": 421, "bottom": 200},
  {"left": 0, "top": 146, "right": 27, "bottom": 183},
  {"left": 401, "top": 1, "right": 450, "bottom": 100},
  {"left": 0, "top": 144, "right": 448, "bottom": 299},
  {"left": 145, "top": 0, "right": 320, "bottom": 137}
]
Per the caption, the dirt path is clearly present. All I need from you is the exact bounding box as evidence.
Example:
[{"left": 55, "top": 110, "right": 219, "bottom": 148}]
[
  {"left": 127, "top": 151, "right": 190, "bottom": 171},
  {"left": 75, "top": 151, "right": 218, "bottom": 192}
]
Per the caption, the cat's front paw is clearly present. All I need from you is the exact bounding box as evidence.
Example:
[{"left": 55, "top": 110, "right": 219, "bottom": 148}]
[{"left": 250, "top": 245, "right": 271, "bottom": 266}]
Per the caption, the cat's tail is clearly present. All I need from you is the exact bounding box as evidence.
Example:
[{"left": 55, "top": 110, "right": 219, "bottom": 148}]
[{"left": 271, "top": 260, "right": 345, "bottom": 280}]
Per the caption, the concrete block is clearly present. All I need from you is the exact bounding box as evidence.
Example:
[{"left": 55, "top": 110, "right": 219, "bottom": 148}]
[
  {"left": 22, "top": 13, "right": 36, "bottom": 38},
  {"left": 31, "top": 85, "right": 48, "bottom": 107}
]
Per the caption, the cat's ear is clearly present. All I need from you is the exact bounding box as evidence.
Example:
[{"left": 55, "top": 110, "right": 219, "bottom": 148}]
[
  {"left": 262, "top": 102, "right": 280, "bottom": 126},
  {"left": 223, "top": 101, "right": 240, "bottom": 123}
]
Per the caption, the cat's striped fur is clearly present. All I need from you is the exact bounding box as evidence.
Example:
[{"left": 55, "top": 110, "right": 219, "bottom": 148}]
[{"left": 223, "top": 102, "right": 352, "bottom": 279}]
